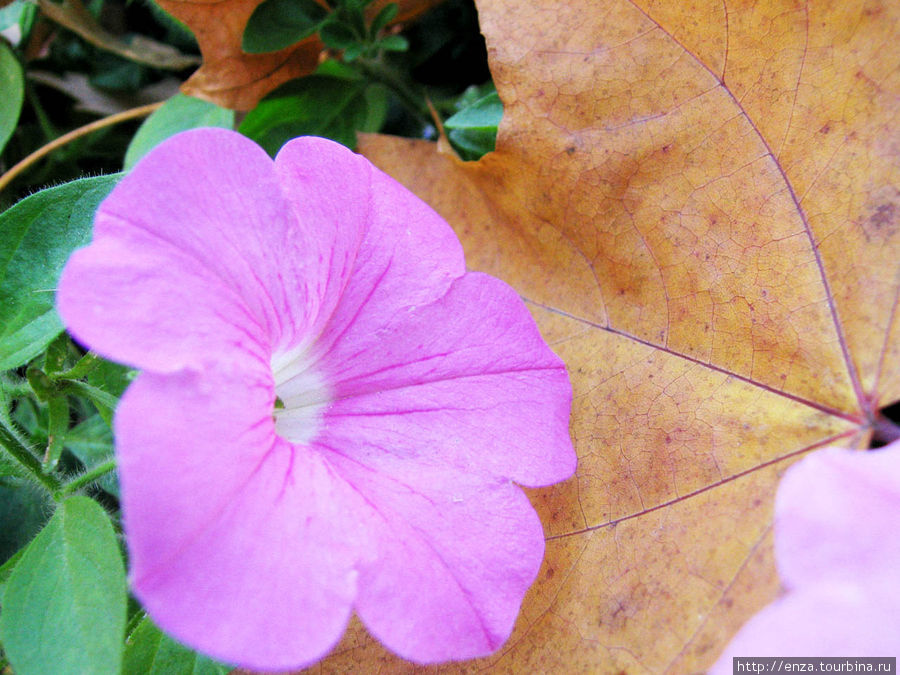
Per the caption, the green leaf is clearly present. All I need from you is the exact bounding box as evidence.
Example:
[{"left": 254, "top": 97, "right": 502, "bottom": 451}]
[
  {"left": 6, "top": 398, "right": 44, "bottom": 440},
  {"left": 451, "top": 82, "right": 497, "bottom": 112},
  {"left": 0, "top": 2, "right": 26, "bottom": 32},
  {"left": 369, "top": 2, "right": 398, "bottom": 37},
  {"left": 43, "top": 332, "right": 72, "bottom": 375},
  {"left": 64, "top": 414, "right": 112, "bottom": 460},
  {"left": 124, "top": 94, "right": 234, "bottom": 170},
  {"left": 378, "top": 34, "right": 408, "bottom": 53},
  {"left": 124, "top": 616, "right": 231, "bottom": 675},
  {"left": 89, "top": 54, "right": 146, "bottom": 93},
  {"left": 0, "top": 453, "right": 20, "bottom": 478},
  {"left": 238, "top": 75, "right": 387, "bottom": 154},
  {"left": 0, "top": 546, "right": 25, "bottom": 596},
  {"left": 0, "top": 40, "right": 24, "bottom": 154},
  {"left": 0, "top": 496, "right": 127, "bottom": 675},
  {"left": 314, "top": 57, "right": 360, "bottom": 79},
  {"left": 444, "top": 91, "right": 503, "bottom": 161},
  {"left": 242, "top": 0, "right": 329, "bottom": 54},
  {"left": 0, "top": 480, "right": 50, "bottom": 565},
  {"left": 87, "top": 357, "right": 137, "bottom": 400},
  {"left": 18, "top": 1, "right": 37, "bottom": 40},
  {"left": 0, "top": 175, "right": 120, "bottom": 371},
  {"left": 319, "top": 20, "right": 359, "bottom": 50},
  {"left": 64, "top": 414, "right": 118, "bottom": 497},
  {"left": 344, "top": 0, "right": 376, "bottom": 12},
  {"left": 61, "top": 380, "right": 119, "bottom": 427},
  {"left": 362, "top": 83, "right": 389, "bottom": 133},
  {"left": 9, "top": 396, "right": 40, "bottom": 439},
  {"left": 448, "top": 127, "right": 498, "bottom": 161},
  {"left": 444, "top": 90, "right": 503, "bottom": 130},
  {"left": 342, "top": 42, "right": 365, "bottom": 62}
]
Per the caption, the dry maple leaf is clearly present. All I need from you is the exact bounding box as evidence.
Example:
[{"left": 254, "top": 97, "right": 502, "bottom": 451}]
[
  {"left": 154, "top": 0, "right": 441, "bottom": 110},
  {"left": 287, "top": 0, "right": 899, "bottom": 672}
]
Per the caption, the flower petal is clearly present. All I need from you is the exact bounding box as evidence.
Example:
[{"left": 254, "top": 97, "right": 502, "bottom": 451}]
[
  {"left": 319, "top": 273, "right": 575, "bottom": 486},
  {"left": 58, "top": 236, "right": 269, "bottom": 373},
  {"left": 712, "top": 444, "right": 900, "bottom": 667},
  {"left": 774, "top": 444, "right": 900, "bottom": 589},
  {"left": 321, "top": 448, "right": 546, "bottom": 663},
  {"left": 273, "top": 137, "right": 373, "bottom": 341},
  {"left": 59, "top": 129, "right": 374, "bottom": 370},
  {"left": 57, "top": 128, "right": 575, "bottom": 669},
  {"left": 710, "top": 576, "right": 900, "bottom": 668},
  {"left": 302, "top": 149, "right": 467, "bottom": 357},
  {"left": 117, "top": 370, "right": 371, "bottom": 670}
]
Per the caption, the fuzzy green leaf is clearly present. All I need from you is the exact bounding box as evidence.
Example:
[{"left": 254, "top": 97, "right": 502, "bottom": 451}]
[
  {"left": 0, "top": 496, "right": 127, "bottom": 675},
  {"left": 124, "top": 616, "right": 231, "bottom": 674},
  {"left": 0, "top": 41, "right": 24, "bottom": 154},
  {"left": 0, "top": 175, "right": 119, "bottom": 370}
]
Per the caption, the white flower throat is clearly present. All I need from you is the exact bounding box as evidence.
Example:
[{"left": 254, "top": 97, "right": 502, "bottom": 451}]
[{"left": 270, "top": 343, "right": 332, "bottom": 445}]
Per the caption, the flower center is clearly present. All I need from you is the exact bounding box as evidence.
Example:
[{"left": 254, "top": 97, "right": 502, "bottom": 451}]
[{"left": 270, "top": 344, "right": 332, "bottom": 445}]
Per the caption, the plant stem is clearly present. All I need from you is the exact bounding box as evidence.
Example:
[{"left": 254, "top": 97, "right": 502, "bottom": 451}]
[
  {"left": 60, "top": 459, "right": 116, "bottom": 496},
  {"left": 0, "top": 101, "right": 162, "bottom": 195},
  {"left": 0, "top": 421, "right": 63, "bottom": 496},
  {"left": 355, "top": 59, "right": 429, "bottom": 124},
  {"left": 0, "top": 374, "right": 31, "bottom": 399},
  {"left": 25, "top": 82, "right": 58, "bottom": 141}
]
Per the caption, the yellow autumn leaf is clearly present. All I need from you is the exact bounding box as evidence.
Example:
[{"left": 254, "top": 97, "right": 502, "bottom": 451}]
[{"left": 293, "top": 0, "right": 899, "bottom": 672}]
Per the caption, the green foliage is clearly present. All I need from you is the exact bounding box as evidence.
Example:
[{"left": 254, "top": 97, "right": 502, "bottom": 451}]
[
  {"left": 124, "top": 94, "right": 234, "bottom": 169},
  {"left": 319, "top": 20, "right": 359, "bottom": 50},
  {"left": 0, "top": 479, "right": 50, "bottom": 565},
  {"left": 0, "top": 175, "right": 119, "bottom": 370},
  {"left": 369, "top": 2, "right": 398, "bottom": 36},
  {"left": 0, "top": 496, "right": 127, "bottom": 675},
  {"left": 239, "top": 75, "right": 388, "bottom": 154},
  {"left": 0, "top": 1, "right": 26, "bottom": 31},
  {"left": 124, "top": 617, "right": 231, "bottom": 674},
  {"left": 63, "top": 414, "right": 119, "bottom": 497},
  {"left": 87, "top": 357, "right": 136, "bottom": 399},
  {"left": 89, "top": 53, "right": 149, "bottom": 93},
  {"left": 444, "top": 89, "right": 502, "bottom": 161},
  {"left": 0, "top": 42, "right": 24, "bottom": 155},
  {"left": 0, "top": 546, "right": 25, "bottom": 596},
  {"left": 242, "top": 0, "right": 329, "bottom": 54},
  {"left": 241, "top": 0, "right": 408, "bottom": 62}
]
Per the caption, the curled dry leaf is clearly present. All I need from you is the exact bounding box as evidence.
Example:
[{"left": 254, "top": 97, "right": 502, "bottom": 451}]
[
  {"left": 38, "top": 0, "right": 199, "bottom": 70},
  {"left": 154, "top": 0, "right": 442, "bottom": 111},
  {"left": 300, "top": 0, "right": 898, "bottom": 672}
]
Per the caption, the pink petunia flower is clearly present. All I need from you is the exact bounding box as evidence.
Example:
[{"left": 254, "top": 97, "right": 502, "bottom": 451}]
[
  {"left": 711, "top": 441, "right": 900, "bottom": 670},
  {"left": 57, "top": 129, "right": 576, "bottom": 671}
]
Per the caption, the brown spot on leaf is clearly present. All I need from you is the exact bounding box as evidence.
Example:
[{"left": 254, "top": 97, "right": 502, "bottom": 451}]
[{"left": 859, "top": 187, "right": 900, "bottom": 242}]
